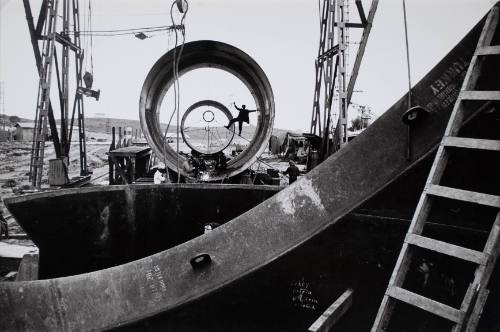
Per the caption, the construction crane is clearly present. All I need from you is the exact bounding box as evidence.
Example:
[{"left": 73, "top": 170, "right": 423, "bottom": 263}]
[
  {"left": 23, "top": 0, "right": 98, "bottom": 188},
  {"left": 309, "top": 0, "right": 379, "bottom": 162}
]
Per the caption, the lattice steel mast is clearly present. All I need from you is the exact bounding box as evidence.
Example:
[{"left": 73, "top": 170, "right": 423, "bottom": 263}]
[
  {"left": 23, "top": 0, "right": 95, "bottom": 187},
  {"left": 309, "top": 0, "right": 379, "bottom": 160}
]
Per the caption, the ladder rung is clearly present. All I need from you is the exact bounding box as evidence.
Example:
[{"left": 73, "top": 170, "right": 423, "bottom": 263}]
[
  {"left": 426, "top": 185, "right": 500, "bottom": 208},
  {"left": 460, "top": 90, "right": 500, "bottom": 101},
  {"left": 405, "top": 234, "right": 488, "bottom": 265},
  {"left": 442, "top": 136, "right": 500, "bottom": 151},
  {"left": 475, "top": 45, "right": 500, "bottom": 55},
  {"left": 386, "top": 286, "right": 463, "bottom": 323}
]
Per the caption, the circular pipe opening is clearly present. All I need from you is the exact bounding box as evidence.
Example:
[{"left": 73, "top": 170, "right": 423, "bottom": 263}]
[{"left": 139, "top": 40, "right": 274, "bottom": 180}]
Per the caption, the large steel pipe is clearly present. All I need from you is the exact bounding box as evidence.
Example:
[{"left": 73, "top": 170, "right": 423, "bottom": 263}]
[
  {"left": 181, "top": 100, "right": 235, "bottom": 155},
  {"left": 139, "top": 40, "right": 275, "bottom": 180}
]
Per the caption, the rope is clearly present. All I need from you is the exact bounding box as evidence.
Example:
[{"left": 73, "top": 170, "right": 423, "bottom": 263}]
[
  {"left": 83, "top": 0, "right": 88, "bottom": 70},
  {"left": 73, "top": 24, "right": 182, "bottom": 34},
  {"left": 167, "top": 0, "right": 188, "bottom": 183},
  {"left": 88, "top": 0, "right": 94, "bottom": 74},
  {"left": 402, "top": 0, "right": 412, "bottom": 109}
]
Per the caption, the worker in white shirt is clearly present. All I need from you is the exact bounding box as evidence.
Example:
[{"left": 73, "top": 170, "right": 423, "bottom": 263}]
[{"left": 154, "top": 168, "right": 168, "bottom": 184}]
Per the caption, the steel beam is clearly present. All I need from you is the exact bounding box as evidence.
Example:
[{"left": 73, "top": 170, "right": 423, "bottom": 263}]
[{"left": 22, "top": 0, "right": 62, "bottom": 158}]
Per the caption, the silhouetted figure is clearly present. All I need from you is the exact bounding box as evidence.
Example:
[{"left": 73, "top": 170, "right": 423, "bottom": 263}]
[
  {"left": 215, "top": 152, "right": 228, "bottom": 171},
  {"left": 0, "top": 211, "right": 9, "bottom": 239},
  {"left": 283, "top": 161, "right": 300, "bottom": 184},
  {"left": 225, "top": 102, "right": 257, "bottom": 136}
]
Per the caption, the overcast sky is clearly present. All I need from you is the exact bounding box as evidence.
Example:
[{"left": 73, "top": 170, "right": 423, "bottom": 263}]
[{"left": 0, "top": 0, "right": 495, "bottom": 131}]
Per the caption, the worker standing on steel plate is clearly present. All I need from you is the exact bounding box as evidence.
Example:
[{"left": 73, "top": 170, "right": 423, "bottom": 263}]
[
  {"left": 225, "top": 102, "right": 258, "bottom": 136},
  {"left": 283, "top": 161, "right": 300, "bottom": 184},
  {"left": 182, "top": 156, "right": 196, "bottom": 177},
  {"left": 154, "top": 168, "right": 169, "bottom": 184}
]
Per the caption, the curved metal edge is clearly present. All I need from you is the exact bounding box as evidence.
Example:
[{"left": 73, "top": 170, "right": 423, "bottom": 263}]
[
  {"left": 180, "top": 99, "right": 235, "bottom": 155},
  {"left": 0, "top": 19, "right": 485, "bottom": 331},
  {"left": 3, "top": 183, "right": 281, "bottom": 205},
  {"left": 139, "top": 40, "right": 274, "bottom": 181}
]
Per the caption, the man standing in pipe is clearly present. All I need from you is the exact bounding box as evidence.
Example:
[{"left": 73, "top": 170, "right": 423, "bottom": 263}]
[
  {"left": 225, "top": 102, "right": 258, "bottom": 136},
  {"left": 283, "top": 161, "right": 300, "bottom": 184}
]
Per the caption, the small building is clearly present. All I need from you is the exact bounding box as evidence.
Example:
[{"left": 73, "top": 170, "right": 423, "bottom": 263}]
[
  {"left": 280, "top": 132, "right": 308, "bottom": 162},
  {"left": 13, "top": 122, "right": 50, "bottom": 141},
  {"left": 14, "top": 122, "right": 35, "bottom": 141},
  {"left": 165, "top": 133, "right": 188, "bottom": 143}
]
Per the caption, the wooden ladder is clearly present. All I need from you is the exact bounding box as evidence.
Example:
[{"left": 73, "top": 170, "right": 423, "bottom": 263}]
[
  {"left": 29, "top": 0, "right": 59, "bottom": 188},
  {"left": 371, "top": 4, "right": 500, "bottom": 332}
]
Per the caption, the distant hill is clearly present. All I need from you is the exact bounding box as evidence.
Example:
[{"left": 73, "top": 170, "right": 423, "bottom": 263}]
[
  {"left": 2, "top": 114, "right": 301, "bottom": 141},
  {"left": 0, "top": 114, "right": 31, "bottom": 124},
  {"left": 83, "top": 117, "right": 299, "bottom": 139}
]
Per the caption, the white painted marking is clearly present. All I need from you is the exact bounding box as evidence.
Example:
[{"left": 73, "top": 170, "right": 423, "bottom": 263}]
[{"left": 277, "top": 178, "right": 325, "bottom": 216}]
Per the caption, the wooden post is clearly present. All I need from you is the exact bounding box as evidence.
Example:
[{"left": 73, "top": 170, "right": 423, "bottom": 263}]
[
  {"left": 308, "top": 289, "right": 353, "bottom": 332},
  {"left": 108, "top": 127, "right": 115, "bottom": 185},
  {"left": 117, "top": 126, "right": 123, "bottom": 149}
]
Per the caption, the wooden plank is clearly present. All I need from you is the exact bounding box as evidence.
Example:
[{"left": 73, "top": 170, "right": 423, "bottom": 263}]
[
  {"left": 475, "top": 45, "right": 500, "bottom": 55},
  {"left": 109, "top": 154, "right": 129, "bottom": 185},
  {"left": 373, "top": 6, "right": 500, "bottom": 331},
  {"left": 371, "top": 243, "right": 414, "bottom": 331},
  {"left": 108, "top": 146, "right": 151, "bottom": 157},
  {"left": 0, "top": 242, "right": 38, "bottom": 259},
  {"left": 371, "top": 295, "right": 393, "bottom": 332},
  {"left": 476, "top": 5, "right": 499, "bottom": 49},
  {"left": 405, "top": 234, "right": 487, "bottom": 265},
  {"left": 426, "top": 185, "right": 500, "bottom": 208},
  {"left": 386, "top": 286, "right": 464, "bottom": 323},
  {"left": 482, "top": 211, "right": 500, "bottom": 257},
  {"left": 463, "top": 289, "right": 489, "bottom": 332},
  {"left": 15, "top": 254, "right": 39, "bottom": 281},
  {"left": 458, "top": 212, "right": 500, "bottom": 327},
  {"left": 443, "top": 136, "right": 500, "bottom": 151},
  {"left": 308, "top": 289, "right": 353, "bottom": 332},
  {"left": 460, "top": 90, "right": 500, "bottom": 101}
]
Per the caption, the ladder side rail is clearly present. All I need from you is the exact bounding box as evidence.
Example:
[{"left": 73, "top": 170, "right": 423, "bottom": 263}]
[
  {"left": 372, "top": 5, "right": 500, "bottom": 331},
  {"left": 23, "top": 0, "right": 63, "bottom": 157},
  {"left": 67, "top": 0, "right": 83, "bottom": 150},
  {"left": 424, "top": 6, "right": 499, "bottom": 191},
  {"left": 31, "top": 0, "right": 59, "bottom": 187},
  {"left": 59, "top": 0, "right": 70, "bottom": 155},
  {"left": 78, "top": 97, "right": 88, "bottom": 175},
  {"left": 29, "top": 82, "right": 44, "bottom": 180},
  {"left": 323, "top": 0, "right": 335, "bottom": 136},
  {"left": 30, "top": 0, "right": 53, "bottom": 183},
  {"left": 310, "top": 0, "right": 331, "bottom": 136},
  {"left": 454, "top": 211, "right": 500, "bottom": 332},
  {"left": 70, "top": 0, "right": 88, "bottom": 174}
]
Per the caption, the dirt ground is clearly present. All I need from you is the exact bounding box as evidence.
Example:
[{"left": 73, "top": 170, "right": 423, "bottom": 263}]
[{"left": 0, "top": 132, "right": 110, "bottom": 236}]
